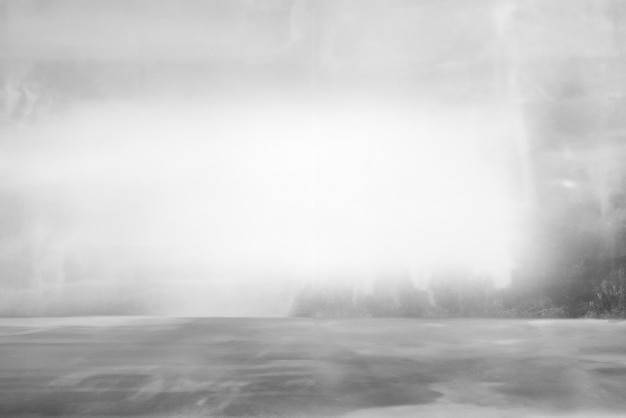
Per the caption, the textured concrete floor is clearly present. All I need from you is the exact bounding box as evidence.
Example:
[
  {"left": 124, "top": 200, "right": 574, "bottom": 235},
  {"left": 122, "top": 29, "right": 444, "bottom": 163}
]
[{"left": 0, "top": 317, "right": 626, "bottom": 417}]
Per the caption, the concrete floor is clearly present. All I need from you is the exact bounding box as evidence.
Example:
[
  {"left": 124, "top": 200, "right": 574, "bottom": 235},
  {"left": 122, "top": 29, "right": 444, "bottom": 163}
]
[{"left": 0, "top": 317, "right": 625, "bottom": 417}]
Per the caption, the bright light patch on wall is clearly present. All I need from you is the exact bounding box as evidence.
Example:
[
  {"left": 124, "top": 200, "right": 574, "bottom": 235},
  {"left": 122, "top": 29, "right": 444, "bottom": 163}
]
[{"left": 4, "top": 99, "right": 518, "bottom": 288}]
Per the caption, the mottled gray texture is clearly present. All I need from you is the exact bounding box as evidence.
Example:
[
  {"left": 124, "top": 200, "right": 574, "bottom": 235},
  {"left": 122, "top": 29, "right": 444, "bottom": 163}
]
[{"left": 1, "top": 318, "right": 626, "bottom": 416}]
